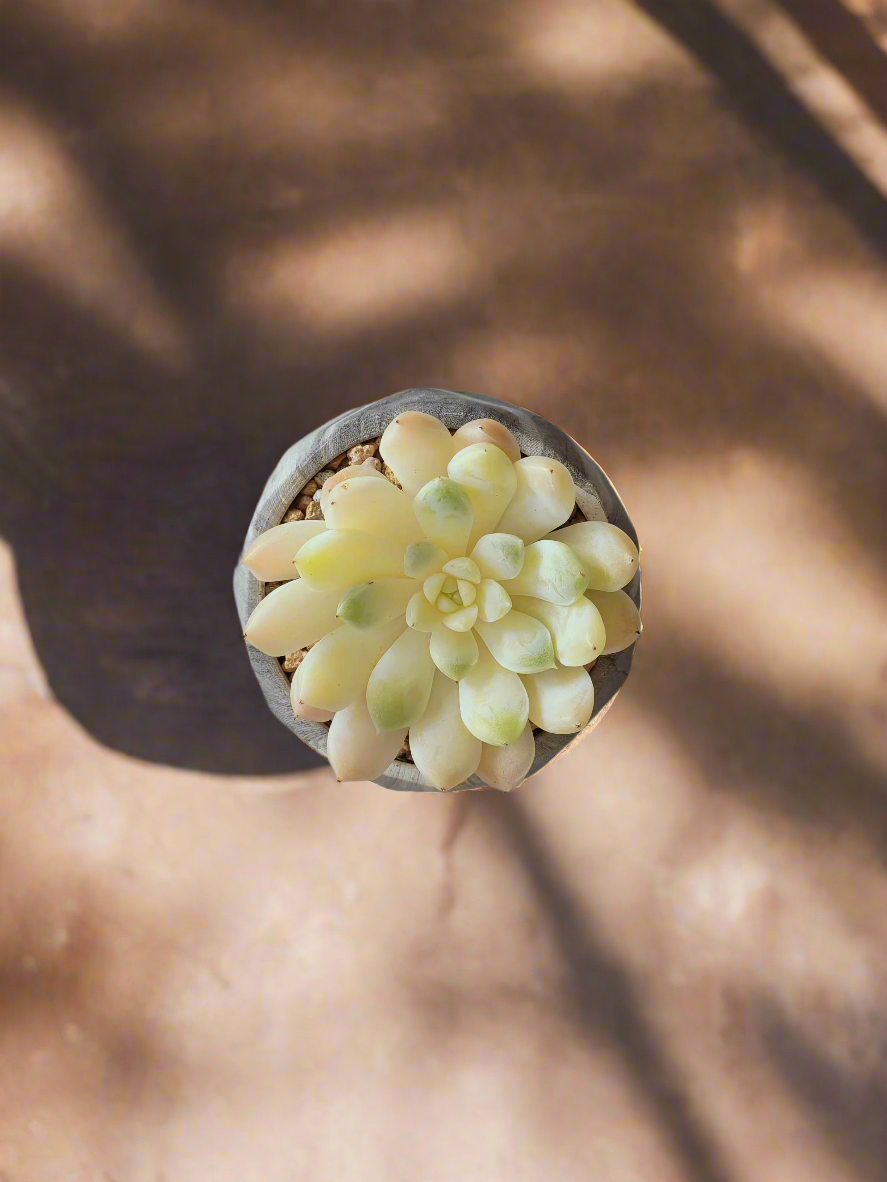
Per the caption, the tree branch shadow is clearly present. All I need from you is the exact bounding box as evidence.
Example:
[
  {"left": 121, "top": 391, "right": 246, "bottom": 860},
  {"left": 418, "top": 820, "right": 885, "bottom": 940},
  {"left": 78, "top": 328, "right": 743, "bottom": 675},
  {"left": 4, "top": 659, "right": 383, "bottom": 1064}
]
[
  {"left": 634, "top": 0, "right": 887, "bottom": 260},
  {"left": 757, "top": 995, "right": 887, "bottom": 1182},
  {"left": 772, "top": 0, "right": 887, "bottom": 131},
  {"left": 632, "top": 634, "right": 887, "bottom": 863},
  {"left": 476, "top": 791, "right": 742, "bottom": 1182}
]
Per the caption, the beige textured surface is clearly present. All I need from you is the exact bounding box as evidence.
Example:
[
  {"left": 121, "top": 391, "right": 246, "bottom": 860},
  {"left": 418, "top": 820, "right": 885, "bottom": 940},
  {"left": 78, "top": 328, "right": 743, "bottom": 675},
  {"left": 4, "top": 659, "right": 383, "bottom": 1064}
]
[{"left": 2, "top": 0, "right": 887, "bottom": 1178}]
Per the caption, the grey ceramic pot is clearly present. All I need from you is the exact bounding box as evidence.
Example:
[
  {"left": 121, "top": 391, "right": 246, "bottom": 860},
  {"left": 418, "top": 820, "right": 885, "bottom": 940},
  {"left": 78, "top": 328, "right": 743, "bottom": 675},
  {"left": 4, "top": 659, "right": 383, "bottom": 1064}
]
[{"left": 234, "top": 388, "right": 641, "bottom": 792}]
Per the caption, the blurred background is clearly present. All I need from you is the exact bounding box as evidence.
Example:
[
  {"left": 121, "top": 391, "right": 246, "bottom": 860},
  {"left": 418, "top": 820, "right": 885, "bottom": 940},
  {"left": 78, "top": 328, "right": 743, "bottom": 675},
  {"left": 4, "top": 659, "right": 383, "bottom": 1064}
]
[{"left": 2, "top": 0, "right": 887, "bottom": 1178}]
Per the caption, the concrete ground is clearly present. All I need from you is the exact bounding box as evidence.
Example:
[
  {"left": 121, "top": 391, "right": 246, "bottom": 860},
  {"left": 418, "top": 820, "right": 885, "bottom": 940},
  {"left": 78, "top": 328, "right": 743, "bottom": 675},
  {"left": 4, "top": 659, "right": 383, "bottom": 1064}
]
[{"left": 1, "top": 1, "right": 887, "bottom": 1179}]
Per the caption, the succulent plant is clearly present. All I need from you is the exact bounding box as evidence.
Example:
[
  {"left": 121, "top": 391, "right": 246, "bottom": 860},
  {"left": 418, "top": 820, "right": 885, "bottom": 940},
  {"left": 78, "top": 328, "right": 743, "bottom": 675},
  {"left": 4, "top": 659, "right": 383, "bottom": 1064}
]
[{"left": 241, "top": 410, "right": 641, "bottom": 792}]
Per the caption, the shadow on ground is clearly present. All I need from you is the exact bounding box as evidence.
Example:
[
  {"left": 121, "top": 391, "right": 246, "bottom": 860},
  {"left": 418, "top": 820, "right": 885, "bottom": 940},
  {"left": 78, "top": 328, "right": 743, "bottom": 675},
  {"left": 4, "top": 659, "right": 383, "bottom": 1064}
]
[{"left": 1, "top": 0, "right": 886, "bottom": 778}]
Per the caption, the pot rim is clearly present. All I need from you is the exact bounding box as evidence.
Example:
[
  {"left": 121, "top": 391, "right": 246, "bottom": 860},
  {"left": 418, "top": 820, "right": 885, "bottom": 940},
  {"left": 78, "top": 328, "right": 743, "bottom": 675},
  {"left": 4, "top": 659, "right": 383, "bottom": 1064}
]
[{"left": 233, "top": 388, "right": 641, "bottom": 792}]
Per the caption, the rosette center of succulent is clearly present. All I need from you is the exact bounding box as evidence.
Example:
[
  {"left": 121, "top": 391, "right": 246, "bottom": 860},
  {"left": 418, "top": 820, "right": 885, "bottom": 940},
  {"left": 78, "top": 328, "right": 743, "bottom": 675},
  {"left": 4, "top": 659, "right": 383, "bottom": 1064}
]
[{"left": 242, "top": 411, "right": 642, "bottom": 791}]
